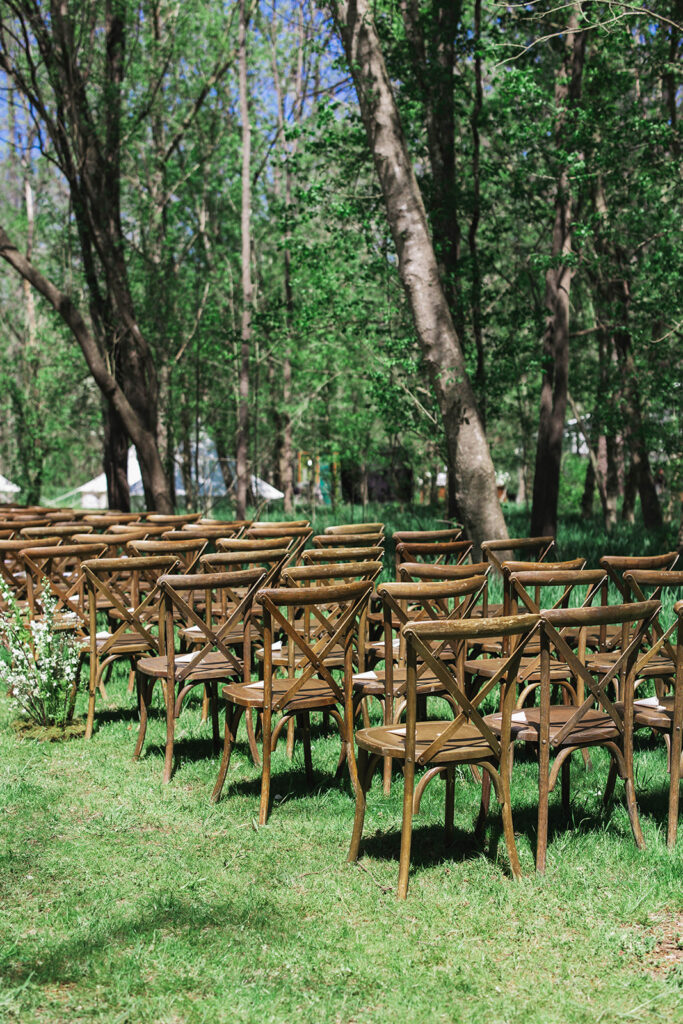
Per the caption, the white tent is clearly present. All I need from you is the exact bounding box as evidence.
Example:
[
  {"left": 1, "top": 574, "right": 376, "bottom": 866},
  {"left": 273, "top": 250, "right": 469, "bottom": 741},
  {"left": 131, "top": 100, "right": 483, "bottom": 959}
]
[
  {"left": 52, "top": 441, "right": 283, "bottom": 509},
  {"left": 0, "top": 473, "right": 21, "bottom": 502}
]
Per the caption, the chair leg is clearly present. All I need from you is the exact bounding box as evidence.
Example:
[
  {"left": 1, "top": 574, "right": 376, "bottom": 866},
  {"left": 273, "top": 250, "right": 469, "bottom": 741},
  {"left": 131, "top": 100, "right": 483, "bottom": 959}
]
[
  {"left": 201, "top": 687, "right": 210, "bottom": 724},
  {"left": 286, "top": 716, "right": 295, "bottom": 759},
  {"left": 210, "top": 682, "right": 220, "bottom": 752},
  {"left": 348, "top": 748, "right": 371, "bottom": 862},
  {"left": 497, "top": 760, "right": 522, "bottom": 881},
  {"left": 397, "top": 756, "right": 416, "bottom": 900},
  {"left": 85, "top": 655, "right": 98, "bottom": 741},
  {"left": 561, "top": 758, "right": 571, "bottom": 817},
  {"left": 163, "top": 677, "right": 176, "bottom": 784},
  {"left": 133, "top": 675, "right": 151, "bottom": 760},
  {"left": 300, "top": 712, "right": 314, "bottom": 785},
  {"left": 259, "top": 709, "right": 273, "bottom": 826},
  {"left": 211, "top": 703, "right": 243, "bottom": 803},
  {"left": 245, "top": 710, "right": 261, "bottom": 767},
  {"left": 536, "top": 742, "right": 551, "bottom": 873},
  {"left": 475, "top": 768, "right": 491, "bottom": 842},
  {"left": 603, "top": 756, "right": 618, "bottom": 805},
  {"left": 667, "top": 726, "right": 682, "bottom": 848},
  {"left": 445, "top": 766, "right": 455, "bottom": 844}
]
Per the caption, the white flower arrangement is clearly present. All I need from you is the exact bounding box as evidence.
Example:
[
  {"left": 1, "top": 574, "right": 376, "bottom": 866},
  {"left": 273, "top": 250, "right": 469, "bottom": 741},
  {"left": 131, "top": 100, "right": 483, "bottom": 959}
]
[{"left": 0, "top": 578, "right": 81, "bottom": 728}]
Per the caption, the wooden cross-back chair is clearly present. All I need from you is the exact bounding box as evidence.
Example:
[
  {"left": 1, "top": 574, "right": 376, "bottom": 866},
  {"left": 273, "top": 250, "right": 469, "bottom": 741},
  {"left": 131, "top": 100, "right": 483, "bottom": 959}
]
[
  {"left": 394, "top": 538, "right": 472, "bottom": 580},
  {"left": 104, "top": 523, "right": 169, "bottom": 538},
  {"left": 313, "top": 532, "right": 384, "bottom": 549},
  {"left": 0, "top": 537, "right": 61, "bottom": 610},
  {"left": 134, "top": 567, "right": 266, "bottom": 783},
  {"left": 128, "top": 537, "right": 207, "bottom": 573},
  {"left": 20, "top": 541, "right": 106, "bottom": 631},
  {"left": 211, "top": 578, "right": 374, "bottom": 823},
  {"left": 354, "top": 574, "right": 489, "bottom": 796},
  {"left": 83, "top": 513, "right": 142, "bottom": 530},
  {"left": 81, "top": 554, "right": 181, "bottom": 738},
  {"left": 20, "top": 523, "right": 93, "bottom": 540},
  {"left": 325, "top": 522, "right": 384, "bottom": 536},
  {"left": 144, "top": 512, "right": 202, "bottom": 526},
  {"left": 303, "top": 545, "right": 384, "bottom": 567},
  {"left": 243, "top": 524, "right": 312, "bottom": 564},
  {"left": 600, "top": 551, "right": 679, "bottom": 601},
  {"left": 481, "top": 536, "right": 556, "bottom": 576},
  {"left": 483, "top": 600, "right": 659, "bottom": 871},
  {"left": 468, "top": 568, "right": 609, "bottom": 712},
  {"left": 349, "top": 613, "right": 541, "bottom": 898},
  {"left": 620, "top": 570, "right": 683, "bottom": 846}
]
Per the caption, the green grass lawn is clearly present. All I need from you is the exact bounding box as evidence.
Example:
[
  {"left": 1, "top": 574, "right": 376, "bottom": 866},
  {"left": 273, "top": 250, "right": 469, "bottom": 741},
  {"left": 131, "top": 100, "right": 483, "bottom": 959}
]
[
  {"left": 0, "top": 668, "right": 681, "bottom": 1024},
  {"left": 1, "top": 505, "right": 681, "bottom": 1023}
]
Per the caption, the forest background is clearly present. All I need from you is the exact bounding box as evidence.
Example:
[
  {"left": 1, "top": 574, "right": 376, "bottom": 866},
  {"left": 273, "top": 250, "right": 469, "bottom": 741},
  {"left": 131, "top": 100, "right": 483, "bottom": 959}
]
[{"left": 0, "top": 0, "right": 680, "bottom": 544}]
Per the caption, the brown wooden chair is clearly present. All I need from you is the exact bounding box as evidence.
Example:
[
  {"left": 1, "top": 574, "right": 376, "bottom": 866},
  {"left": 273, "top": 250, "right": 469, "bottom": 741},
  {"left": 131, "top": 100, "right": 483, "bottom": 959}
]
[
  {"left": 325, "top": 522, "right": 384, "bottom": 536},
  {"left": 211, "top": 578, "right": 374, "bottom": 823},
  {"left": 620, "top": 571, "right": 683, "bottom": 846},
  {"left": 349, "top": 613, "right": 539, "bottom": 898},
  {"left": 135, "top": 567, "right": 266, "bottom": 782},
  {"left": 19, "top": 541, "right": 107, "bottom": 632},
  {"left": 481, "top": 536, "right": 555, "bottom": 575},
  {"left": 483, "top": 600, "right": 659, "bottom": 871},
  {"left": 81, "top": 554, "right": 181, "bottom": 738},
  {"left": 353, "top": 574, "right": 488, "bottom": 795},
  {"left": 244, "top": 524, "right": 313, "bottom": 564},
  {"left": 313, "top": 532, "right": 384, "bottom": 549},
  {"left": 0, "top": 537, "right": 62, "bottom": 611}
]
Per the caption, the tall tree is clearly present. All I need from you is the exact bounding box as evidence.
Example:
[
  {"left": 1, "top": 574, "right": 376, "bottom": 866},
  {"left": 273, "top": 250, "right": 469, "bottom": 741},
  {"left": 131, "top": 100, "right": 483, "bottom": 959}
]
[
  {"left": 333, "top": 0, "right": 507, "bottom": 549},
  {"left": 530, "top": 2, "right": 587, "bottom": 537}
]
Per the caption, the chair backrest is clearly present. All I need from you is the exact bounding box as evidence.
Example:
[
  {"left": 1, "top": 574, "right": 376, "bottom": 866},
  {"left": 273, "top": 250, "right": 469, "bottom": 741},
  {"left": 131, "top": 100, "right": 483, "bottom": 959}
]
[
  {"left": 201, "top": 546, "right": 291, "bottom": 589},
  {"left": 302, "top": 545, "right": 384, "bottom": 565},
  {"left": 145, "top": 512, "right": 202, "bottom": 526},
  {"left": 82, "top": 554, "right": 181, "bottom": 656},
  {"left": 244, "top": 524, "right": 313, "bottom": 564},
  {"left": 403, "top": 613, "right": 541, "bottom": 767},
  {"left": 393, "top": 527, "right": 462, "bottom": 545},
  {"left": 622, "top": 569, "right": 683, "bottom": 675},
  {"left": 325, "top": 522, "right": 384, "bottom": 536},
  {"left": 600, "top": 551, "right": 679, "bottom": 600},
  {"left": 394, "top": 538, "right": 473, "bottom": 578},
  {"left": 537, "top": 600, "right": 660, "bottom": 746},
  {"left": 157, "top": 567, "right": 267, "bottom": 685},
  {"left": 259, "top": 579, "right": 374, "bottom": 712},
  {"left": 481, "top": 536, "right": 555, "bottom": 574},
  {"left": 83, "top": 513, "right": 142, "bottom": 529},
  {"left": 377, "top": 575, "right": 488, "bottom": 690},
  {"left": 313, "top": 532, "right": 384, "bottom": 548},
  {"left": 20, "top": 523, "right": 93, "bottom": 539},
  {"left": 20, "top": 541, "right": 107, "bottom": 628},
  {"left": 128, "top": 537, "right": 207, "bottom": 573},
  {"left": 505, "top": 566, "right": 605, "bottom": 616}
]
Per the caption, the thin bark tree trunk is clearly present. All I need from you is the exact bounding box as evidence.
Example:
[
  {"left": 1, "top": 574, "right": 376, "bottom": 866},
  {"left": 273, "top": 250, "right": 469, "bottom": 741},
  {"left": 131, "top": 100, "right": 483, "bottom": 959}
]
[
  {"left": 235, "top": 0, "right": 252, "bottom": 520},
  {"left": 530, "top": 3, "right": 587, "bottom": 538},
  {"left": 334, "top": 0, "right": 507, "bottom": 551}
]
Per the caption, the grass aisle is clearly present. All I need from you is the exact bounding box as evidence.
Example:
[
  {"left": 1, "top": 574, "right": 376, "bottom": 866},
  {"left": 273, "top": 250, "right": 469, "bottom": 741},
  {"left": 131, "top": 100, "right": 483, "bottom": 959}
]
[{"left": 0, "top": 667, "right": 681, "bottom": 1024}]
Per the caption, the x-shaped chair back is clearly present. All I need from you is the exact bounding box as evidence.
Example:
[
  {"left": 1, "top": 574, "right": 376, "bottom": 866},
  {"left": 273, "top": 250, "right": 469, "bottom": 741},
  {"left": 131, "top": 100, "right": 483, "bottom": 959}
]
[
  {"left": 394, "top": 537, "right": 472, "bottom": 578},
  {"left": 244, "top": 524, "right": 313, "bottom": 561},
  {"left": 20, "top": 542, "right": 106, "bottom": 629},
  {"left": 128, "top": 537, "right": 207, "bottom": 573},
  {"left": 378, "top": 575, "right": 488, "bottom": 693},
  {"left": 622, "top": 569, "right": 683, "bottom": 679},
  {"left": 397, "top": 560, "right": 492, "bottom": 614},
  {"left": 158, "top": 567, "right": 267, "bottom": 688},
  {"left": 82, "top": 554, "right": 181, "bottom": 659},
  {"left": 20, "top": 523, "right": 93, "bottom": 540},
  {"left": 145, "top": 513, "right": 202, "bottom": 526},
  {"left": 600, "top": 551, "right": 679, "bottom": 601},
  {"left": 0, "top": 537, "right": 61, "bottom": 608},
  {"left": 403, "top": 613, "right": 541, "bottom": 769},
  {"left": 260, "top": 579, "right": 374, "bottom": 714},
  {"left": 201, "top": 546, "right": 291, "bottom": 589},
  {"left": 536, "top": 601, "right": 659, "bottom": 753},
  {"left": 481, "top": 536, "right": 555, "bottom": 575}
]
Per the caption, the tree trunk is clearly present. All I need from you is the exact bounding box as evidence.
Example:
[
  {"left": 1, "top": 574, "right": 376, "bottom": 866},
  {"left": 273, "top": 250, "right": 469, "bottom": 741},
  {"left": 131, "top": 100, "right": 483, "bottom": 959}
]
[
  {"left": 334, "top": 0, "right": 507, "bottom": 551},
  {"left": 530, "top": 2, "right": 586, "bottom": 538},
  {"left": 235, "top": 0, "right": 252, "bottom": 520},
  {"left": 102, "top": 402, "right": 130, "bottom": 511}
]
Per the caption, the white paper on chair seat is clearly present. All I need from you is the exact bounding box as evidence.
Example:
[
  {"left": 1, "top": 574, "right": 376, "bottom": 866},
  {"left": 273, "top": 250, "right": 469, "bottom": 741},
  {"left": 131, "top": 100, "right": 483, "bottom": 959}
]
[
  {"left": 245, "top": 680, "right": 264, "bottom": 689},
  {"left": 271, "top": 641, "right": 282, "bottom": 652},
  {"left": 184, "top": 625, "right": 203, "bottom": 634},
  {"left": 354, "top": 670, "right": 379, "bottom": 681},
  {"left": 511, "top": 711, "right": 530, "bottom": 724},
  {"left": 635, "top": 696, "right": 668, "bottom": 711},
  {"left": 175, "top": 653, "right": 196, "bottom": 664},
  {"left": 95, "top": 630, "right": 112, "bottom": 640},
  {"left": 388, "top": 726, "right": 406, "bottom": 736}
]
